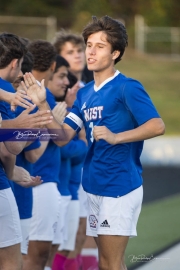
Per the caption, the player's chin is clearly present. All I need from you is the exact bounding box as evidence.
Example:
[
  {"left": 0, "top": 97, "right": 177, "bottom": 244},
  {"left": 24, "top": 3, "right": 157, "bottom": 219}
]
[{"left": 87, "top": 65, "right": 100, "bottom": 72}]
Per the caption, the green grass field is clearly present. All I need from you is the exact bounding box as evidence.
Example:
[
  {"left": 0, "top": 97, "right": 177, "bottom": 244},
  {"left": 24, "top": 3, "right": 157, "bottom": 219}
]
[
  {"left": 116, "top": 50, "right": 180, "bottom": 135},
  {"left": 125, "top": 194, "right": 180, "bottom": 268}
]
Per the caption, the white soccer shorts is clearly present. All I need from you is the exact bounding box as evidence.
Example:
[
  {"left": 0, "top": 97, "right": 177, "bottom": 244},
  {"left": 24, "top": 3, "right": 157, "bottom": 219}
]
[
  {"left": 86, "top": 185, "right": 143, "bottom": 237},
  {"left": 52, "top": 195, "right": 71, "bottom": 245},
  {"left": 20, "top": 218, "right": 31, "bottom": 254},
  {"left": 78, "top": 184, "right": 88, "bottom": 218},
  {"left": 0, "top": 188, "right": 22, "bottom": 248},
  {"left": 29, "top": 183, "right": 61, "bottom": 241},
  {"left": 58, "top": 200, "right": 80, "bottom": 251}
]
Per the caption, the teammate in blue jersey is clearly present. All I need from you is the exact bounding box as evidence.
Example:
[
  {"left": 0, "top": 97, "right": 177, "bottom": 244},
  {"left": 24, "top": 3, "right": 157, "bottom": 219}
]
[
  {"left": 23, "top": 40, "right": 67, "bottom": 270},
  {"left": 53, "top": 32, "right": 97, "bottom": 270},
  {"left": 23, "top": 15, "right": 165, "bottom": 270},
  {"left": 0, "top": 33, "right": 52, "bottom": 270}
]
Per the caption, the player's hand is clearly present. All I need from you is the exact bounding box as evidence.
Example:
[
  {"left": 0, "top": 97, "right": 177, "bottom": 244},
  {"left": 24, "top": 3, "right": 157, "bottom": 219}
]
[
  {"left": 65, "top": 81, "right": 80, "bottom": 108},
  {"left": 22, "top": 72, "right": 46, "bottom": 106},
  {"left": 10, "top": 90, "right": 32, "bottom": 112},
  {"left": 15, "top": 105, "right": 53, "bottom": 129},
  {"left": 93, "top": 126, "right": 117, "bottom": 145},
  {"left": 18, "top": 176, "right": 43, "bottom": 188},
  {"left": 12, "top": 166, "right": 31, "bottom": 183},
  {"left": 52, "top": 102, "right": 67, "bottom": 124}
]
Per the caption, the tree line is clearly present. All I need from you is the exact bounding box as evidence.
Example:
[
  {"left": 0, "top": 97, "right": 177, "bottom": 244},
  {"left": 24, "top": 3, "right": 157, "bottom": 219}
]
[{"left": 0, "top": 0, "right": 179, "bottom": 30}]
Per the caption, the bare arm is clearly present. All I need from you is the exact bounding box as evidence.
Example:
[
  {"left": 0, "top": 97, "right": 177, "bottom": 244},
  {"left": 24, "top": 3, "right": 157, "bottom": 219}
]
[
  {"left": 0, "top": 142, "right": 16, "bottom": 179},
  {"left": 93, "top": 118, "right": 165, "bottom": 145},
  {"left": 24, "top": 140, "right": 49, "bottom": 163}
]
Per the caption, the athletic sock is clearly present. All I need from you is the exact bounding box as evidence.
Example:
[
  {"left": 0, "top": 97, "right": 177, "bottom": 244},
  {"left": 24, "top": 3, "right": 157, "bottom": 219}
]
[
  {"left": 76, "top": 254, "right": 83, "bottom": 269},
  {"left": 44, "top": 267, "right": 52, "bottom": 270},
  {"left": 63, "top": 257, "right": 79, "bottom": 270},
  {"left": 52, "top": 253, "right": 67, "bottom": 270},
  {"left": 81, "top": 255, "right": 98, "bottom": 270}
]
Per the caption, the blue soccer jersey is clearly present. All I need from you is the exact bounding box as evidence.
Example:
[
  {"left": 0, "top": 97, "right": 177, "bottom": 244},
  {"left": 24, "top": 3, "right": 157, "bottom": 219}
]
[
  {"left": 13, "top": 139, "right": 41, "bottom": 219},
  {"left": 64, "top": 71, "right": 160, "bottom": 198},
  {"left": 32, "top": 88, "right": 61, "bottom": 184},
  {"left": 0, "top": 78, "right": 16, "bottom": 190}
]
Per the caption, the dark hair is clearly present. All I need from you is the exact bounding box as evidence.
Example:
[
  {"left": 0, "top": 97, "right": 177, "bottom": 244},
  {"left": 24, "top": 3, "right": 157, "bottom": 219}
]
[
  {"left": 0, "top": 32, "right": 27, "bottom": 68},
  {"left": 54, "top": 55, "right": 69, "bottom": 73},
  {"left": 53, "top": 30, "right": 85, "bottom": 54},
  {"left": 28, "top": 40, "right": 56, "bottom": 72},
  {"left": 67, "top": 71, "right": 78, "bottom": 89},
  {"left": 82, "top": 15, "right": 128, "bottom": 64},
  {"left": 21, "top": 51, "right": 34, "bottom": 73},
  {"left": 82, "top": 65, "right": 94, "bottom": 83},
  {"left": 54, "top": 71, "right": 77, "bottom": 102}
]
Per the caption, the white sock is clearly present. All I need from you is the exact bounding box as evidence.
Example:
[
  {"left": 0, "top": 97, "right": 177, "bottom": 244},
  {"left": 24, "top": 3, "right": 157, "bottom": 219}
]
[
  {"left": 44, "top": 267, "right": 51, "bottom": 270},
  {"left": 81, "top": 248, "right": 99, "bottom": 259}
]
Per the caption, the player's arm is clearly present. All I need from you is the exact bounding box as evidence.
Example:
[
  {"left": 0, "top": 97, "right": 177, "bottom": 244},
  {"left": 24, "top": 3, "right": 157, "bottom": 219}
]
[
  {"left": 1, "top": 106, "right": 53, "bottom": 155},
  {"left": 24, "top": 103, "right": 69, "bottom": 161},
  {"left": 22, "top": 73, "right": 76, "bottom": 146},
  {"left": 0, "top": 142, "right": 16, "bottom": 179},
  {"left": 94, "top": 80, "right": 165, "bottom": 144},
  {"left": 24, "top": 140, "right": 49, "bottom": 163},
  {"left": 93, "top": 118, "right": 165, "bottom": 145}
]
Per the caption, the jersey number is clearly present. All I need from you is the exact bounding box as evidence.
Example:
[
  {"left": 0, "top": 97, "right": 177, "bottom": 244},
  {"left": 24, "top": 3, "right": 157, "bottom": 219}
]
[{"left": 89, "top": 122, "right": 94, "bottom": 143}]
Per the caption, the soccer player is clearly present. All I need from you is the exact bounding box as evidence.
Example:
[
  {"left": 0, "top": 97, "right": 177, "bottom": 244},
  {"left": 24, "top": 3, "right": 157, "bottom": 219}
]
[
  {"left": 23, "top": 15, "right": 165, "bottom": 270},
  {"left": 13, "top": 50, "right": 49, "bottom": 258},
  {"left": 0, "top": 32, "right": 52, "bottom": 270},
  {"left": 53, "top": 31, "right": 97, "bottom": 269},
  {"left": 45, "top": 56, "right": 87, "bottom": 270},
  {"left": 23, "top": 40, "right": 66, "bottom": 270}
]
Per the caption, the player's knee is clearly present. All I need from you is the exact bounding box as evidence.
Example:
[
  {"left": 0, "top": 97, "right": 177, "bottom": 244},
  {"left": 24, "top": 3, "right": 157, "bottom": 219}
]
[
  {"left": 99, "top": 260, "right": 109, "bottom": 270},
  {"left": 31, "top": 248, "right": 50, "bottom": 266},
  {"left": 38, "top": 249, "right": 50, "bottom": 264}
]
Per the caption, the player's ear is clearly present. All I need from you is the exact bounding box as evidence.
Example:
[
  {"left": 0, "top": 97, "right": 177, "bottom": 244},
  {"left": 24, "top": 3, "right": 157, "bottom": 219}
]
[
  {"left": 112, "top": 50, "right": 120, "bottom": 61},
  {"left": 50, "top": 61, "right": 56, "bottom": 72},
  {"left": 11, "top": 59, "right": 19, "bottom": 69}
]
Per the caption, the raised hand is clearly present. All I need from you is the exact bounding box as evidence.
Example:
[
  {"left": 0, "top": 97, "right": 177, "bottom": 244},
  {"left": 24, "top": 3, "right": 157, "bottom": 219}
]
[
  {"left": 22, "top": 72, "right": 46, "bottom": 106},
  {"left": 65, "top": 81, "right": 80, "bottom": 108},
  {"left": 52, "top": 102, "right": 67, "bottom": 124},
  {"left": 10, "top": 89, "right": 32, "bottom": 111}
]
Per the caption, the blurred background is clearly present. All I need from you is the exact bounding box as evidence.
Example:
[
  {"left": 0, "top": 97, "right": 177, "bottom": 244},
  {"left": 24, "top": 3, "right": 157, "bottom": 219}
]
[{"left": 0, "top": 0, "right": 179, "bottom": 269}]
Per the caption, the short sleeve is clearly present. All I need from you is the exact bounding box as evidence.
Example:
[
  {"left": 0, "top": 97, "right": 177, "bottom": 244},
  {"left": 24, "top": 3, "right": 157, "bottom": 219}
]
[
  {"left": 24, "top": 139, "right": 41, "bottom": 152},
  {"left": 122, "top": 80, "right": 160, "bottom": 126},
  {"left": 0, "top": 102, "right": 11, "bottom": 120}
]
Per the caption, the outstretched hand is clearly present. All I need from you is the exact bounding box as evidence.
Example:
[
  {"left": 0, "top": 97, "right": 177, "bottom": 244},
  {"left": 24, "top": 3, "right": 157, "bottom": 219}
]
[
  {"left": 65, "top": 81, "right": 80, "bottom": 108},
  {"left": 18, "top": 176, "right": 43, "bottom": 188},
  {"left": 12, "top": 165, "right": 43, "bottom": 187},
  {"left": 15, "top": 105, "right": 53, "bottom": 129},
  {"left": 22, "top": 72, "right": 46, "bottom": 106},
  {"left": 52, "top": 102, "right": 67, "bottom": 124},
  {"left": 10, "top": 90, "right": 32, "bottom": 111}
]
